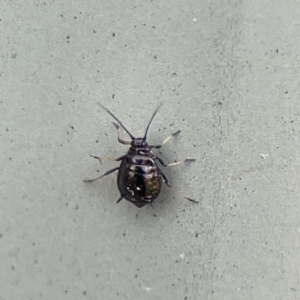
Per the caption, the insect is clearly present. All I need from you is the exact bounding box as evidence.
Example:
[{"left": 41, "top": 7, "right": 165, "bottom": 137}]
[{"left": 84, "top": 103, "right": 198, "bottom": 208}]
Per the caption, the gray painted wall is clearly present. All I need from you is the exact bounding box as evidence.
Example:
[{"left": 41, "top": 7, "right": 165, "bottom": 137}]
[{"left": 1, "top": 1, "right": 299, "bottom": 299}]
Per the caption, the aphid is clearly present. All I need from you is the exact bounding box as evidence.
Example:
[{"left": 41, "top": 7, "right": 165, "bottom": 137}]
[{"left": 84, "top": 103, "right": 198, "bottom": 208}]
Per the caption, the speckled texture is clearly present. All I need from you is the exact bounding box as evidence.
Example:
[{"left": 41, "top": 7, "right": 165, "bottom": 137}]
[{"left": 1, "top": 0, "right": 300, "bottom": 299}]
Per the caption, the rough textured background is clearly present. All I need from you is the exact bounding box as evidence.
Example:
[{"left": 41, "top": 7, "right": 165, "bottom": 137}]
[{"left": 1, "top": 0, "right": 300, "bottom": 299}]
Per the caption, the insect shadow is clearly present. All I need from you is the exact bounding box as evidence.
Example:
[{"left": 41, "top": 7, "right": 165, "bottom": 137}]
[{"left": 84, "top": 103, "right": 198, "bottom": 208}]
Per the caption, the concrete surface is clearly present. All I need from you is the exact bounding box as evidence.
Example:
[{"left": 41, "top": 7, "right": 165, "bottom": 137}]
[{"left": 1, "top": 0, "right": 300, "bottom": 299}]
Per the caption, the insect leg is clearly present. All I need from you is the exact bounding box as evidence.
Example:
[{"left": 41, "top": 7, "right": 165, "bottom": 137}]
[
  {"left": 89, "top": 154, "right": 126, "bottom": 164},
  {"left": 83, "top": 167, "right": 119, "bottom": 183},
  {"left": 116, "top": 195, "right": 124, "bottom": 204},
  {"left": 150, "top": 130, "right": 180, "bottom": 149},
  {"left": 113, "top": 122, "right": 131, "bottom": 145},
  {"left": 160, "top": 171, "right": 198, "bottom": 203},
  {"left": 155, "top": 156, "right": 196, "bottom": 167}
]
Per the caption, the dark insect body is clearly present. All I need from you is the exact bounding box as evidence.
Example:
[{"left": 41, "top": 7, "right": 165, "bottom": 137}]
[{"left": 84, "top": 103, "right": 198, "bottom": 208}]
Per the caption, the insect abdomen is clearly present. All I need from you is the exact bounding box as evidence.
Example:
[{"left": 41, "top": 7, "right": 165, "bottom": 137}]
[{"left": 117, "top": 154, "right": 162, "bottom": 207}]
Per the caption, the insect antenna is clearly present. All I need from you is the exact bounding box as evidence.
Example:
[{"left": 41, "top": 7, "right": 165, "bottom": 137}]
[
  {"left": 98, "top": 103, "right": 135, "bottom": 140},
  {"left": 143, "top": 103, "right": 162, "bottom": 141}
]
